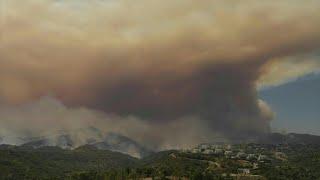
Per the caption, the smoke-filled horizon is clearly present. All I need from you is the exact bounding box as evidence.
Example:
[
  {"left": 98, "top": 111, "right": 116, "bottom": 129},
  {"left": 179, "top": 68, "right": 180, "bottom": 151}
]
[{"left": 0, "top": 0, "right": 320, "bottom": 149}]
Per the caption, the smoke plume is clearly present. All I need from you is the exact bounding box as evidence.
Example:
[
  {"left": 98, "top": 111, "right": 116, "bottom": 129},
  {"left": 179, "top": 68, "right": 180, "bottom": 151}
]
[{"left": 0, "top": 0, "right": 320, "bottom": 149}]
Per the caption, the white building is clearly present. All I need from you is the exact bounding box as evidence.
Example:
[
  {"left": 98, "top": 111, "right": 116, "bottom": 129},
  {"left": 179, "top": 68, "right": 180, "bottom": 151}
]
[
  {"left": 258, "top": 154, "right": 268, "bottom": 161},
  {"left": 236, "top": 152, "right": 247, "bottom": 159},
  {"left": 246, "top": 154, "right": 256, "bottom": 160},
  {"left": 192, "top": 148, "right": 201, "bottom": 153},
  {"left": 214, "top": 149, "right": 224, "bottom": 155},
  {"left": 203, "top": 149, "right": 214, "bottom": 154},
  {"left": 238, "top": 168, "right": 250, "bottom": 174},
  {"left": 224, "top": 151, "right": 233, "bottom": 156}
]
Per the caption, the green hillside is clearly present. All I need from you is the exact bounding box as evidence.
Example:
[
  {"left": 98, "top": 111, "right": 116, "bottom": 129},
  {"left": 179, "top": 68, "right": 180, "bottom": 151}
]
[
  {"left": 0, "top": 145, "right": 138, "bottom": 179},
  {"left": 0, "top": 143, "right": 320, "bottom": 179}
]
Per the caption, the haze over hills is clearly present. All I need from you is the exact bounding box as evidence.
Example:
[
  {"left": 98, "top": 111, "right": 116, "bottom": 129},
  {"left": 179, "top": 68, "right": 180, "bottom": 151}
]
[
  {"left": 1, "top": 129, "right": 320, "bottom": 160},
  {"left": 0, "top": 127, "right": 152, "bottom": 158},
  {"left": 1, "top": 133, "right": 320, "bottom": 179},
  {"left": 0, "top": 1, "right": 319, "bottom": 178},
  {"left": 1, "top": 0, "right": 320, "bottom": 149}
]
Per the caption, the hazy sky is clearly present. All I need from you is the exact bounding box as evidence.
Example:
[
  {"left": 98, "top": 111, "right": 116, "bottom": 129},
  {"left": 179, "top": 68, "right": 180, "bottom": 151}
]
[
  {"left": 260, "top": 72, "right": 320, "bottom": 135},
  {"left": 0, "top": 0, "right": 319, "bottom": 148}
]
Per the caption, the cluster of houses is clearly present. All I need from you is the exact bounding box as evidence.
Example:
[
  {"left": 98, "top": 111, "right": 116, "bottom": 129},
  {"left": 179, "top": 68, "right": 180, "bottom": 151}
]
[
  {"left": 181, "top": 143, "right": 288, "bottom": 175},
  {"left": 183, "top": 143, "right": 271, "bottom": 162}
]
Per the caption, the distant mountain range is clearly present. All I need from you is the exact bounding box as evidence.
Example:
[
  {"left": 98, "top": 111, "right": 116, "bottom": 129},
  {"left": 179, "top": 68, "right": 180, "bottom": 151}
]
[
  {"left": 0, "top": 127, "right": 152, "bottom": 158},
  {"left": 257, "top": 133, "right": 320, "bottom": 145},
  {"left": 1, "top": 131, "right": 320, "bottom": 158}
]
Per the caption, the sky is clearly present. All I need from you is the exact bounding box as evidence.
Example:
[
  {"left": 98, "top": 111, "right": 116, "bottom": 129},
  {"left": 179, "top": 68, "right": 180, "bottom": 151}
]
[
  {"left": 0, "top": 0, "right": 319, "bottom": 149},
  {"left": 260, "top": 72, "right": 320, "bottom": 135}
]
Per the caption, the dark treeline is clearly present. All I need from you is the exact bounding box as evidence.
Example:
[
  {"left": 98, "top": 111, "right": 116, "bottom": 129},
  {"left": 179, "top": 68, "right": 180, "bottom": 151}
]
[{"left": 0, "top": 144, "right": 319, "bottom": 180}]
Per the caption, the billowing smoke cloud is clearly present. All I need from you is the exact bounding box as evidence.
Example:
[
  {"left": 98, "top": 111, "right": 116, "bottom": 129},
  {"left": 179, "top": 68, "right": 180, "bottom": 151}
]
[
  {"left": 0, "top": 0, "right": 319, "bottom": 149},
  {"left": 0, "top": 96, "right": 223, "bottom": 150}
]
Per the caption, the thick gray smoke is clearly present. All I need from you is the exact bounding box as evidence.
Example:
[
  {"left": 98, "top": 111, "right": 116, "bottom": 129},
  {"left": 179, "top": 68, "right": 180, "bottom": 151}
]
[
  {"left": 0, "top": 0, "right": 320, "bottom": 150},
  {"left": 0, "top": 96, "right": 227, "bottom": 150}
]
